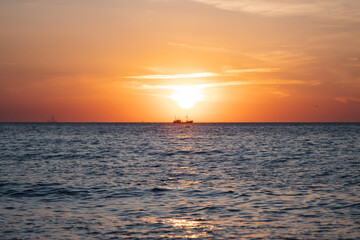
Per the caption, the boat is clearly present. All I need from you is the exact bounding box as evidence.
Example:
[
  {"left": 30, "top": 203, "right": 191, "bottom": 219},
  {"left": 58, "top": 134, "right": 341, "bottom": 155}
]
[
  {"left": 173, "top": 118, "right": 182, "bottom": 123},
  {"left": 173, "top": 114, "right": 193, "bottom": 124},
  {"left": 47, "top": 115, "right": 57, "bottom": 123}
]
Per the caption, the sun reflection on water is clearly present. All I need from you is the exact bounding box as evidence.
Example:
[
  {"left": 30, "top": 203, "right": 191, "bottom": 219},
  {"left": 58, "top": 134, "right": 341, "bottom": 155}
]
[{"left": 143, "top": 217, "right": 216, "bottom": 238}]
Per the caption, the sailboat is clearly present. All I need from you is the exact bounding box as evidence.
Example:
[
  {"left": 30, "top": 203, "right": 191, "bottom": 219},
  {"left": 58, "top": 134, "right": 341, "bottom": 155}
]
[{"left": 47, "top": 115, "right": 57, "bottom": 123}]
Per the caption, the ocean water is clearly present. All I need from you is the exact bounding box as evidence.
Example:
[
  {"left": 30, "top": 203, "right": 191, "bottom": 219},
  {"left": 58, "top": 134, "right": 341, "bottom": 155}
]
[{"left": 0, "top": 123, "right": 359, "bottom": 239}]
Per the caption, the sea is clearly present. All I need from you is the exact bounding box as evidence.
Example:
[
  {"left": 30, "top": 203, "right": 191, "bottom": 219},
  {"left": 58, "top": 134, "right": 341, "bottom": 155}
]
[{"left": 0, "top": 123, "right": 359, "bottom": 239}]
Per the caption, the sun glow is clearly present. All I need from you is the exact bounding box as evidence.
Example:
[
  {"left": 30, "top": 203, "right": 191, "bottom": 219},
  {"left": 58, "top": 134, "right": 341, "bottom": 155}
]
[{"left": 170, "top": 85, "right": 205, "bottom": 109}]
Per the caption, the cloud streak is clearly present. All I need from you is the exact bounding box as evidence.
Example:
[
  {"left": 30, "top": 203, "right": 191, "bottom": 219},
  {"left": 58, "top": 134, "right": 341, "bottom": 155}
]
[
  {"left": 131, "top": 79, "right": 305, "bottom": 91},
  {"left": 335, "top": 97, "right": 360, "bottom": 104},
  {"left": 225, "top": 68, "right": 276, "bottom": 74},
  {"left": 125, "top": 72, "right": 218, "bottom": 79},
  {"left": 191, "top": 0, "right": 360, "bottom": 21},
  {"left": 126, "top": 68, "right": 275, "bottom": 80},
  {"left": 167, "top": 42, "right": 230, "bottom": 53}
]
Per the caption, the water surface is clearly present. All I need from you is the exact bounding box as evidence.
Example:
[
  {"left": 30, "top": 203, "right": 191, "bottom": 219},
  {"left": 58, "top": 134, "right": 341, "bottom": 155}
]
[{"left": 0, "top": 123, "right": 359, "bottom": 239}]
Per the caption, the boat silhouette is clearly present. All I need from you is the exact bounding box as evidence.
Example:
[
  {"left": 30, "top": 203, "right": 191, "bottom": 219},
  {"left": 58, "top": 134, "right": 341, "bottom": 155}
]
[
  {"left": 47, "top": 115, "right": 57, "bottom": 123},
  {"left": 173, "top": 114, "right": 193, "bottom": 124}
]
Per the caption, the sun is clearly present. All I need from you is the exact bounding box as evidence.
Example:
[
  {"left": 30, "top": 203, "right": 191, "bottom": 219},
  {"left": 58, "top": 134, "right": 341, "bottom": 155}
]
[{"left": 170, "top": 85, "right": 204, "bottom": 109}]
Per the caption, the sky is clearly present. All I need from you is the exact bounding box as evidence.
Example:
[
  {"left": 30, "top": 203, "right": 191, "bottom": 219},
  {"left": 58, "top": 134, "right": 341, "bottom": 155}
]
[{"left": 0, "top": 0, "right": 359, "bottom": 122}]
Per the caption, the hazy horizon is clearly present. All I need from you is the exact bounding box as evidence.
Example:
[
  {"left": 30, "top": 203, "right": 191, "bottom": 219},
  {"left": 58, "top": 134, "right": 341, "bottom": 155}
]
[{"left": 1, "top": 121, "right": 360, "bottom": 124}]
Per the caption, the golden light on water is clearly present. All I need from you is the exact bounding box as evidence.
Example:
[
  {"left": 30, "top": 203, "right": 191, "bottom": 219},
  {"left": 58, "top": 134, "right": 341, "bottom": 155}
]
[{"left": 143, "top": 217, "right": 216, "bottom": 238}]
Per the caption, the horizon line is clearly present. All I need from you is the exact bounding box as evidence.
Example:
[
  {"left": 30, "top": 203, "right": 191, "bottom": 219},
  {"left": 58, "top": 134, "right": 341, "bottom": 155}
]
[{"left": 1, "top": 121, "right": 359, "bottom": 124}]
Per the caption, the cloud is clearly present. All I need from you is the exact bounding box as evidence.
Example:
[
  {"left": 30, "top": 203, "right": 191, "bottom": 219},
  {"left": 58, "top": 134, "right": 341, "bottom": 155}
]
[
  {"left": 126, "top": 68, "right": 275, "bottom": 80},
  {"left": 335, "top": 97, "right": 360, "bottom": 104},
  {"left": 271, "top": 90, "right": 290, "bottom": 98},
  {"left": 167, "top": 42, "right": 230, "bottom": 53},
  {"left": 246, "top": 50, "right": 318, "bottom": 66},
  {"left": 191, "top": 0, "right": 360, "bottom": 21},
  {"left": 348, "top": 57, "right": 359, "bottom": 62},
  {"left": 129, "top": 79, "right": 305, "bottom": 91},
  {"left": 225, "top": 68, "right": 276, "bottom": 74},
  {"left": 200, "top": 79, "right": 304, "bottom": 88},
  {"left": 125, "top": 72, "right": 218, "bottom": 79}
]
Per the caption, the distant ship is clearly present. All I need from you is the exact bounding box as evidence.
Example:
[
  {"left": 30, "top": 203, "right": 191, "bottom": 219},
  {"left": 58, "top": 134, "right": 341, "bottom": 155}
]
[
  {"left": 47, "top": 115, "right": 57, "bottom": 123},
  {"left": 173, "top": 114, "right": 193, "bottom": 124}
]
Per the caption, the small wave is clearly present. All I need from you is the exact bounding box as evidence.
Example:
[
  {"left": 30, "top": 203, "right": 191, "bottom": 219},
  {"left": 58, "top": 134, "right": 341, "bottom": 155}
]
[
  {"left": 150, "top": 187, "right": 172, "bottom": 192},
  {"left": 6, "top": 185, "right": 90, "bottom": 199},
  {"left": 199, "top": 205, "right": 223, "bottom": 212},
  {"left": 104, "top": 187, "right": 145, "bottom": 198}
]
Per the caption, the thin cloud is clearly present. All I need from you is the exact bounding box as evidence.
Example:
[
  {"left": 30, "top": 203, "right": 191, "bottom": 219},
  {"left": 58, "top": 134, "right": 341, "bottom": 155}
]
[
  {"left": 246, "top": 50, "right": 317, "bottom": 65},
  {"left": 168, "top": 42, "right": 230, "bottom": 53},
  {"left": 191, "top": 0, "right": 360, "bottom": 21},
  {"left": 271, "top": 90, "right": 290, "bottom": 98},
  {"left": 125, "top": 72, "right": 218, "bottom": 79},
  {"left": 225, "top": 68, "right": 276, "bottom": 74},
  {"left": 335, "top": 97, "right": 360, "bottom": 104},
  {"left": 126, "top": 68, "right": 276, "bottom": 80},
  {"left": 131, "top": 79, "right": 305, "bottom": 90}
]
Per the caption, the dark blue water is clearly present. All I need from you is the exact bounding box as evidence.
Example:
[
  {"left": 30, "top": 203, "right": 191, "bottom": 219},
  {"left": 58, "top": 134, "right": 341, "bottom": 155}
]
[{"left": 0, "top": 123, "right": 359, "bottom": 239}]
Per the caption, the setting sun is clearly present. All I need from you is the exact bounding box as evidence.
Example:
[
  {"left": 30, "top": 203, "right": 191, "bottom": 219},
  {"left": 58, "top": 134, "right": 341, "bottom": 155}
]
[
  {"left": 0, "top": 0, "right": 359, "bottom": 123},
  {"left": 170, "top": 85, "right": 205, "bottom": 109}
]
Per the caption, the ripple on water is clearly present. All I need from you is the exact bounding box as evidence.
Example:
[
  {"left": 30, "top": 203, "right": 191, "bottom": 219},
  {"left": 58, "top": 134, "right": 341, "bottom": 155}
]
[{"left": 0, "top": 123, "right": 359, "bottom": 239}]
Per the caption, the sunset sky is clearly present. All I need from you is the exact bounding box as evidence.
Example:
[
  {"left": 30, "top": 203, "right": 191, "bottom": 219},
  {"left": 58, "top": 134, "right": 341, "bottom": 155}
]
[{"left": 1, "top": 0, "right": 359, "bottom": 122}]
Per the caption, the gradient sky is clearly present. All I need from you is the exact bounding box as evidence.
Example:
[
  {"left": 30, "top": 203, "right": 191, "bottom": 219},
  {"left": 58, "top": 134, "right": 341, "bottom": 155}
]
[{"left": 1, "top": 0, "right": 359, "bottom": 122}]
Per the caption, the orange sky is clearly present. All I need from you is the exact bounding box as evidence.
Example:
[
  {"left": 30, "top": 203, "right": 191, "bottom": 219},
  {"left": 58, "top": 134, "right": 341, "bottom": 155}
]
[{"left": 0, "top": 0, "right": 359, "bottom": 122}]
